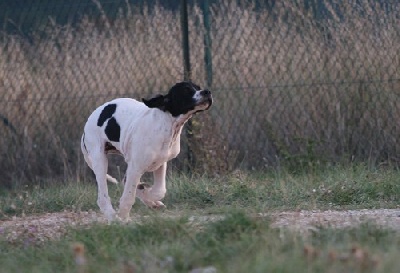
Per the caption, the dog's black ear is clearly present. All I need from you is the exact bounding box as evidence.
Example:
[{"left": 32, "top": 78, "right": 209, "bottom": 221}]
[{"left": 142, "top": 94, "right": 167, "bottom": 110}]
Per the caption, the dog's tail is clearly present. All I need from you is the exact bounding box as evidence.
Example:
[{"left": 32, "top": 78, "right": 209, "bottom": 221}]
[{"left": 106, "top": 174, "right": 119, "bottom": 184}]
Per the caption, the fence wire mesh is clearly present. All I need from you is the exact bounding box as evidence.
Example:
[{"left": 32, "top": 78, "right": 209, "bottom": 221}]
[{"left": 1, "top": 0, "right": 400, "bottom": 186}]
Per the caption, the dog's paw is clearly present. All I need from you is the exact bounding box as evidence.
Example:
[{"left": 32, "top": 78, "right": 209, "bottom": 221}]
[
  {"left": 106, "top": 217, "right": 118, "bottom": 224},
  {"left": 115, "top": 214, "right": 132, "bottom": 223},
  {"left": 137, "top": 197, "right": 166, "bottom": 210},
  {"left": 136, "top": 183, "right": 166, "bottom": 210},
  {"left": 104, "top": 211, "right": 117, "bottom": 223},
  {"left": 117, "top": 205, "right": 133, "bottom": 222},
  {"left": 151, "top": 201, "right": 166, "bottom": 210},
  {"left": 116, "top": 211, "right": 132, "bottom": 223}
]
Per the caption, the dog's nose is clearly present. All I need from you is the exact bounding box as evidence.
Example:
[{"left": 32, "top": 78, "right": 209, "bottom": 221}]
[{"left": 201, "top": 89, "right": 211, "bottom": 96}]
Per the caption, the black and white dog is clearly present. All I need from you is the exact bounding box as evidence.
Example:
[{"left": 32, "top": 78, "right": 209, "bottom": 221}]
[{"left": 81, "top": 81, "right": 212, "bottom": 221}]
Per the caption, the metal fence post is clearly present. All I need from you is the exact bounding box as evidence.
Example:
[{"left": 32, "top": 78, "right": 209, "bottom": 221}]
[
  {"left": 181, "top": 0, "right": 191, "bottom": 81},
  {"left": 180, "top": 0, "right": 194, "bottom": 170},
  {"left": 202, "top": 0, "right": 213, "bottom": 87}
]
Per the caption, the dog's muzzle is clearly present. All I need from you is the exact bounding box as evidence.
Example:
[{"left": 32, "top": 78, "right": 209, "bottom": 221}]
[{"left": 200, "top": 89, "right": 213, "bottom": 109}]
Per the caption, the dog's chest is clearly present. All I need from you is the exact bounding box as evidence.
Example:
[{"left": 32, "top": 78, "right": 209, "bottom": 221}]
[
  {"left": 152, "top": 123, "right": 182, "bottom": 157},
  {"left": 109, "top": 114, "right": 183, "bottom": 170},
  {"left": 136, "top": 125, "right": 182, "bottom": 172}
]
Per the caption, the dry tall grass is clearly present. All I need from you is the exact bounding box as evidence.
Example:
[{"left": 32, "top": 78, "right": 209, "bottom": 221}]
[{"left": 1, "top": 0, "right": 400, "bottom": 185}]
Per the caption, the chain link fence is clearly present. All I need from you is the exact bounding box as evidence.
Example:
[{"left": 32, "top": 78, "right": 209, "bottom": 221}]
[{"left": 1, "top": 0, "right": 400, "bottom": 186}]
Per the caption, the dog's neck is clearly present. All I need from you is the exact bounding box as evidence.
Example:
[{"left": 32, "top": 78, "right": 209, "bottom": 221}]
[
  {"left": 169, "top": 113, "right": 193, "bottom": 145},
  {"left": 174, "top": 112, "right": 192, "bottom": 125}
]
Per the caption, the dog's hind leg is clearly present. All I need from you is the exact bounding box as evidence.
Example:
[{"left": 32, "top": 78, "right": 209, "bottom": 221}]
[
  {"left": 90, "top": 151, "right": 116, "bottom": 221},
  {"left": 81, "top": 134, "right": 92, "bottom": 170},
  {"left": 83, "top": 132, "right": 115, "bottom": 221}
]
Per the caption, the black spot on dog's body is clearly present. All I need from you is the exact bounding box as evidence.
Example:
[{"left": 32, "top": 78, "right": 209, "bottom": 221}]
[
  {"left": 96, "top": 103, "right": 121, "bottom": 142},
  {"left": 105, "top": 117, "right": 121, "bottom": 142},
  {"left": 97, "top": 104, "right": 117, "bottom": 126}
]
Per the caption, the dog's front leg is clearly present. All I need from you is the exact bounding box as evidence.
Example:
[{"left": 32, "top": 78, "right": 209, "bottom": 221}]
[
  {"left": 149, "top": 163, "right": 167, "bottom": 208},
  {"left": 136, "top": 163, "right": 167, "bottom": 209},
  {"left": 118, "top": 165, "right": 141, "bottom": 221}
]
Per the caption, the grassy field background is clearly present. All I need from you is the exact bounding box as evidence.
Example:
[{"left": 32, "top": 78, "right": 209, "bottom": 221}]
[
  {"left": 0, "top": 164, "right": 399, "bottom": 272},
  {"left": 2, "top": 0, "right": 400, "bottom": 185}
]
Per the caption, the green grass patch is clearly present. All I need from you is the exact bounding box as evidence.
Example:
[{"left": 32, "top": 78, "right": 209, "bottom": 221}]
[
  {"left": 1, "top": 164, "right": 398, "bottom": 271},
  {"left": 0, "top": 211, "right": 399, "bottom": 273},
  {"left": 0, "top": 164, "right": 399, "bottom": 219},
  {"left": 0, "top": 182, "right": 98, "bottom": 218}
]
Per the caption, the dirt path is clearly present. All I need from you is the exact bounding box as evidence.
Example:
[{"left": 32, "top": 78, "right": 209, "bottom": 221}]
[
  {"left": 1, "top": 209, "right": 399, "bottom": 244},
  {"left": 268, "top": 209, "right": 400, "bottom": 233}
]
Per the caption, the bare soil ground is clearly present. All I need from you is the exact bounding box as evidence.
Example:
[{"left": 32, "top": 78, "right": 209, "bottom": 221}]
[{"left": 1, "top": 209, "right": 399, "bottom": 244}]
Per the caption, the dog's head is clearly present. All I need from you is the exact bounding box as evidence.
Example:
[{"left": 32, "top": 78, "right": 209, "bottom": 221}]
[{"left": 142, "top": 81, "right": 213, "bottom": 117}]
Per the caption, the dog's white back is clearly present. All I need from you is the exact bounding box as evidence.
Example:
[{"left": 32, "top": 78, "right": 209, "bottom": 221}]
[{"left": 81, "top": 82, "right": 212, "bottom": 221}]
